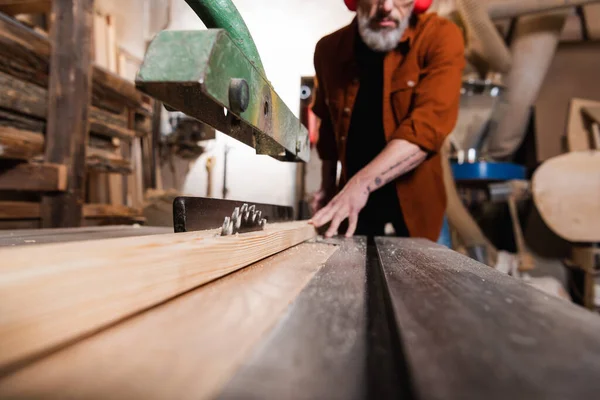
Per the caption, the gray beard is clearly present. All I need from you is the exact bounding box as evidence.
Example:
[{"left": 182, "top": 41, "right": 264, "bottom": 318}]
[{"left": 357, "top": 12, "right": 411, "bottom": 52}]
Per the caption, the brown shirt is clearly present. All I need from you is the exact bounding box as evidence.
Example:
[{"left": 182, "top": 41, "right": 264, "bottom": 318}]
[{"left": 311, "top": 13, "right": 465, "bottom": 241}]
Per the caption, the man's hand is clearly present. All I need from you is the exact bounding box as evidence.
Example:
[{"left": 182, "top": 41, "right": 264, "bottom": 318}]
[
  {"left": 310, "top": 176, "right": 370, "bottom": 238},
  {"left": 310, "top": 139, "right": 427, "bottom": 239},
  {"left": 310, "top": 187, "right": 335, "bottom": 214}
]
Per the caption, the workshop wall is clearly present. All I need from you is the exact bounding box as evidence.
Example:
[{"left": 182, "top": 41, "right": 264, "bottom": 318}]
[
  {"left": 535, "top": 40, "right": 600, "bottom": 162},
  {"left": 170, "top": 0, "right": 354, "bottom": 207},
  {"left": 94, "top": 0, "right": 146, "bottom": 61}
]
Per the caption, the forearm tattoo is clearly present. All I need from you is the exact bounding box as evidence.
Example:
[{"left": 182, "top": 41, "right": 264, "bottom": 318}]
[{"left": 370, "top": 150, "right": 424, "bottom": 192}]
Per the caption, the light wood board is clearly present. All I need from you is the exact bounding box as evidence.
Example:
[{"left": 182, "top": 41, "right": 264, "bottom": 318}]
[
  {"left": 0, "top": 226, "right": 171, "bottom": 247},
  {"left": 0, "top": 125, "right": 131, "bottom": 173},
  {"left": 0, "top": 221, "right": 317, "bottom": 370},
  {"left": 0, "top": 242, "right": 336, "bottom": 399},
  {"left": 0, "top": 126, "right": 43, "bottom": 160},
  {"left": 0, "top": 202, "right": 142, "bottom": 220},
  {"left": 567, "top": 98, "right": 600, "bottom": 152},
  {"left": 532, "top": 151, "right": 600, "bottom": 243},
  {"left": 0, "top": 162, "right": 67, "bottom": 192},
  {"left": 0, "top": 0, "right": 51, "bottom": 15}
]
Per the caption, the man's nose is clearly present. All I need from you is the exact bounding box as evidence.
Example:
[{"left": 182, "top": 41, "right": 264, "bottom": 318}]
[{"left": 378, "top": 0, "right": 394, "bottom": 13}]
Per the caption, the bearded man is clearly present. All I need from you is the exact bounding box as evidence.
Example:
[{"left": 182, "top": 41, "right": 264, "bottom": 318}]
[{"left": 309, "top": 0, "right": 465, "bottom": 241}]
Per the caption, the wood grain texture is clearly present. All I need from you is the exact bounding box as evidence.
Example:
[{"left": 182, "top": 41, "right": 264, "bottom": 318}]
[
  {"left": 219, "top": 237, "right": 368, "bottom": 400},
  {"left": 0, "top": 0, "right": 51, "bottom": 15},
  {"left": 375, "top": 237, "right": 600, "bottom": 400},
  {"left": 0, "top": 12, "right": 143, "bottom": 112},
  {"left": 83, "top": 203, "right": 142, "bottom": 218},
  {"left": 532, "top": 151, "right": 600, "bottom": 242},
  {"left": 134, "top": 113, "right": 152, "bottom": 136},
  {"left": 0, "top": 109, "right": 45, "bottom": 133},
  {"left": 0, "top": 225, "right": 171, "bottom": 247},
  {"left": 0, "top": 125, "right": 130, "bottom": 172},
  {"left": 88, "top": 119, "right": 135, "bottom": 141},
  {"left": 0, "top": 242, "right": 335, "bottom": 399},
  {"left": 0, "top": 162, "right": 66, "bottom": 191},
  {"left": 129, "top": 138, "right": 144, "bottom": 208},
  {"left": 0, "top": 69, "right": 133, "bottom": 139},
  {"left": 582, "top": 105, "right": 600, "bottom": 125},
  {"left": 0, "top": 202, "right": 141, "bottom": 219},
  {"left": 0, "top": 221, "right": 317, "bottom": 370},
  {"left": 0, "top": 126, "right": 44, "bottom": 160},
  {"left": 0, "top": 201, "right": 39, "bottom": 219},
  {"left": 40, "top": 0, "right": 94, "bottom": 228},
  {"left": 86, "top": 147, "right": 131, "bottom": 174},
  {"left": 567, "top": 98, "right": 600, "bottom": 152},
  {"left": 0, "top": 218, "right": 144, "bottom": 230},
  {"left": 0, "top": 219, "right": 40, "bottom": 230}
]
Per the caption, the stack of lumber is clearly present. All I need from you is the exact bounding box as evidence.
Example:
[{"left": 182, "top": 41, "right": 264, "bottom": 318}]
[
  {"left": 1, "top": 225, "right": 600, "bottom": 399},
  {"left": 0, "top": 11, "right": 152, "bottom": 228}
]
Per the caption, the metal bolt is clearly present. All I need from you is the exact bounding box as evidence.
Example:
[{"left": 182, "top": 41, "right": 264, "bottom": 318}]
[{"left": 229, "top": 78, "right": 250, "bottom": 113}]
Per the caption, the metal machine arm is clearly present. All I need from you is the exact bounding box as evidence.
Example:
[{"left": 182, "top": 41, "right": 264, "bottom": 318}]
[{"left": 135, "top": 0, "right": 310, "bottom": 163}]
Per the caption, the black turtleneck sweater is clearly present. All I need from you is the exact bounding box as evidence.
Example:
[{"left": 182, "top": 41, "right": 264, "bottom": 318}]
[{"left": 344, "top": 34, "right": 409, "bottom": 236}]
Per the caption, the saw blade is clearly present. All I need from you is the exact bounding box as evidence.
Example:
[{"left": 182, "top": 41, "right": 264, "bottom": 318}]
[{"left": 221, "top": 203, "right": 267, "bottom": 236}]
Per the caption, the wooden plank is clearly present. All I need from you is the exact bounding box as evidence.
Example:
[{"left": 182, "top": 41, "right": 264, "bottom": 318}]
[
  {"left": 0, "top": 109, "right": 45, "bottom": 133},
  {"left": 0, "top": 201, "right": 39, "bottom": 219},
  {"left": 566, "top": 98, "right": 600, "bottom": 152},
  {"left": 0, "top": 70, "right": 135, "bottom": 140},
  {"left": 532, "top": 151, "right": 600, "bottom": 243},
  {"left": 0, "top": 242, "right": 335, "bottom": 398},
  {"left": 89, "top": 119, "right": 135, "bottom": 141},
  {"left": 88, "top": 134, "right": 118, "bottom": 151},
  {"left": 0, "top": 68, "right": 46, "bottom": 117},
  {"left": 375, "top": 237, "right": 600, "bottom": 400},
  {"left": 0, "top": 217, "right": 143, "bottom": 230},
  {"left": 583, "top": 3, "right": 600, "bottom": 40},
  {"left": 134, "top": 113, "right": 152, "bottom": 136},
  {"left": 0, "top": 226, "right": 171, "bottom": 247},
  {"left": 40, "top": 0, "right": 94, "bottom": 229},
  {"left": 0, "top": 0, "right": 51, "bottom": 15},
  {"left": 0, "top": 124, "right": 131, "bottom": 173},
  {"left": 86, "top": 147, "right": 131, "bottom": 174},
  {"left": 0, "top": 12, "right": 53, "bottom": 90},
  {"left": 0, "top": 126, "right": 132, "bottom": 174},
  {"left": 83, "top": 203, "right": 142, "bottom": 218},
  {"left": 93, "top": 67, "right": 145, "bottom": 111},
  {"left": 582, "top": 105, "right": 600, "bottom": 125},
  {"left": 129, "top": 138, "right": 144, "bottom": 208},
  {"left": 0, "top": 162, "right": 66, "bottom": 191},
  {"left": 220, "top": 237, "right": 368, "bottom": 400},
  {"left": 108, "top": 147, "right": 124, "bottom": 205},
  {"left": 0, "top": 228, "right": 170, "bottom": 246},
  {"left": 0, "top": 126, "right": 43, "bottom": 160},
  {"left": 0, "top": 202, "right": 141, "bottom": 219},
  {"left": 0, "top": 221, "right": 316, "bottom": 370},
  {"left": 81, "top": 214, "right": 146, "bottom": 226},
  {"left": 105, "top": 14, "right": 117, "bottom": 73},
  {"left": 86, "top": 171, "right": 109, "bottom": 203},
  {"left": 92, "top": 11, "right": 108, "bottom": 69},
  {"left": 0, "top": 219, "right": 39, "bottom": 229},
  {"left": 0, "top": 12, "right": 144, "bottom": 112}
]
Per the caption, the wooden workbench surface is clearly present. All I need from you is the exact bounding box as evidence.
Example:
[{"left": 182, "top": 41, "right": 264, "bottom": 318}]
[{"left": 1, "top": 235, "right": 600, "bottom": 399}]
